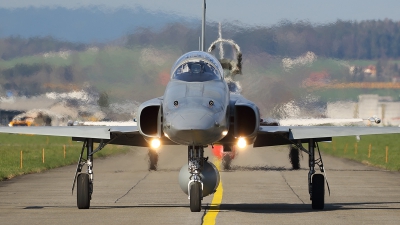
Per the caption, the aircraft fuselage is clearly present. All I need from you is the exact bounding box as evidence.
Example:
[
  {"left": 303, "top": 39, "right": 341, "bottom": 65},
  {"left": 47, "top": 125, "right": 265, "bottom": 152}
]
[
  {"left": 137, "top": 51, "right": 260, "bottom": 148},
  {"left": 162, "top": 51, "right": 230, "bottom": 145}
]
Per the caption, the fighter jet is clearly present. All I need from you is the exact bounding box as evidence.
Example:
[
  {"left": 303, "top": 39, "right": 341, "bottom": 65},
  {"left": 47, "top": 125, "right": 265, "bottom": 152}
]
[{"left": 1, "top": 0, "right": 400, "bottom": 212}]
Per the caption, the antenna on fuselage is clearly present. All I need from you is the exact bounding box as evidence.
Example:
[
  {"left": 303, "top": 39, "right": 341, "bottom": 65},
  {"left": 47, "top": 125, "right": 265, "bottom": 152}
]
[{"left": 201, "top": 0, "right": 206, "bottom": 52}]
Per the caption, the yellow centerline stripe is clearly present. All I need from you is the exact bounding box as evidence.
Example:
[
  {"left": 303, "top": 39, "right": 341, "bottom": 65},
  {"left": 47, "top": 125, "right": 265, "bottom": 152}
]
[{"left": 203, "top": 159, "right": 223, "bottom": 225}]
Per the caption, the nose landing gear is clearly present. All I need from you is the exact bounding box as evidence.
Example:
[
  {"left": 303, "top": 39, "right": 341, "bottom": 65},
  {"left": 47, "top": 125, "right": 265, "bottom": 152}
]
[
  {"left": 188, "top": 146, "right": 204, "bottom": 212},
  {"left": 189, "top": 180, "right": 203, "bottom": 212}
]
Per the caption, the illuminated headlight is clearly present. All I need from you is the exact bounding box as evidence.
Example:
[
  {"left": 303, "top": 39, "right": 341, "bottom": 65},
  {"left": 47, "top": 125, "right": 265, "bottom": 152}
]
[
  {"left": 222, "top": 130, "right": 228, "bottom": 136},
  {"left": 237, "top": 137, "right": 247, "bottom": 149},
  {"left": 150, "top": 138, "right": 161, "bottom": 149}
]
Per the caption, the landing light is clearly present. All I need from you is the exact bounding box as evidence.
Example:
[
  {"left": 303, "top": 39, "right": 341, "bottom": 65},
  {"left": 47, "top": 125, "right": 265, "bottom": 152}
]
[
  {"left": 150, "top": 138, "right": 161, "bottom": 149},
  {"left": 222, "top": 130, "right": 228, "bottom": 136},
  {"left": 237, "top": 137, "right": 247, "bottom": 149}
]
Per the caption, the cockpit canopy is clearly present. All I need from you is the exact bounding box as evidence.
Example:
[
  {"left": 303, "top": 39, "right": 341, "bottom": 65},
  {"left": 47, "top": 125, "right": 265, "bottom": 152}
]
[{"left": 171, "top": 51, "right": 223, "bottom": 82}]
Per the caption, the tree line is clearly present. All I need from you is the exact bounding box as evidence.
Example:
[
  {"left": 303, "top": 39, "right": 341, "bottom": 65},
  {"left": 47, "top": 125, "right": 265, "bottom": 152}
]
[
  {"left": 1, "top": 20, "right": 400, "bottom": 60},
  {"left": 0, "top": 36, "right": 86, "bottom": 60},
  {"left": 126, "top": 19, "right": 400, "bottom": 60}
]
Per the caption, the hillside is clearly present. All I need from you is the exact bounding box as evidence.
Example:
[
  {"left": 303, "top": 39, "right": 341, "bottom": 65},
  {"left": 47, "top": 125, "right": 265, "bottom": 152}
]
[{"left": 2, "top": 20, "right": 400, "bottom": 117}]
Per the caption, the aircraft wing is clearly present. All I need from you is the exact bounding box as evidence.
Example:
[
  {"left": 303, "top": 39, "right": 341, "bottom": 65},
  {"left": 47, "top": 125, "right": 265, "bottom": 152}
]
[
  {"left": 0, "top": 126, "right": 142, "bottom": 147},
  {"left": 0, "top": 126, "right": 137, "bottom": 139},
  {"left": 0, "top": 126, "right": 177, "bottom": 147},
  {"left": 278, "top": 118, "right": 363, "bottom": 126},
  {"left": 254, "top": 126, "right": 400, "bottom": 147}
]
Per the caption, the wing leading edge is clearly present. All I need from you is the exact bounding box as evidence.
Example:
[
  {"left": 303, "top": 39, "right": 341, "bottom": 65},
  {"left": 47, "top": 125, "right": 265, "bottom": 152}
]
[
  {"left": 0, "top": 126, "right": 139, "bottom": 139},
  {"left": 0, "top": 126, "right": 119, "bottom": 139},
  {"left": 254, "top": 126, "right": 400, "bottom": 147},
  {"left": 0, "top": 126, "right": 178, "bottom": 147},
  {"left": 0, "top": 126, "right": 142, "bottom": 146},
  {"left": 1, "top": 125, "right": 398, "bottom": 148}
]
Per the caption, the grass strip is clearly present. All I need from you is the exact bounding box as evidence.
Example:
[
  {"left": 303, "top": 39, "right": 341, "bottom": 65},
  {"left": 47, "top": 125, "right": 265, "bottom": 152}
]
[
  {"left": 318, "top": 133, "right": 400, "bottom": 171},
  {"left": 0, "top": 134, "right": 130, "bottom": 181}
]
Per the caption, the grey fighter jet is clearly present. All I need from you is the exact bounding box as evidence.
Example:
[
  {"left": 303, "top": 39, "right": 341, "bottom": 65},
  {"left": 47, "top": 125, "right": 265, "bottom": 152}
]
[{"left": 1, "top": 0, "right": 400, "bottom": 212}]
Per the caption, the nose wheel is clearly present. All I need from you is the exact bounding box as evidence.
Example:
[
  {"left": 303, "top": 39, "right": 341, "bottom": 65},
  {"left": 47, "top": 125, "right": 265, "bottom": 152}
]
[
  {"left": 187, "top": 146, "right": 204, "bottom": 212},
  {"left": 190, "top": 181, "right": 202, "bottom": 212}
]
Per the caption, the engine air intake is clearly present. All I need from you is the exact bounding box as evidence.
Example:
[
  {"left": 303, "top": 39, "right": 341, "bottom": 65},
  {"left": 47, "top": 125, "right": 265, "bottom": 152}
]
[
  {"left": 235, "top": 105, "right": 256, "bottom": 137},
  {"left": 140, "top": 106, "right": 160, "bottom": 136}
]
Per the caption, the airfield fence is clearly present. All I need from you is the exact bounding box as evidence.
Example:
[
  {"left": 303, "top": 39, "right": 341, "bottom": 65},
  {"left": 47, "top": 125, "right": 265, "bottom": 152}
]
[
  {"left": 319, "top": 134, "right": 400, "bottom": 170},
  {"left": 0, "top": 134, "right": 130, "bottom": 181},
  {"left": 2, "top": 134, "right": 400, "bottom": 180}
]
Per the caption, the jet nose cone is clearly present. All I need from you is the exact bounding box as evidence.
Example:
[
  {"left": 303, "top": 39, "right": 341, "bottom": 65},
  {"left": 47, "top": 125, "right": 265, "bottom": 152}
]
[
  {"left": 177, "top": 108, "right": 215, "bottom": 129},
  {"left": 164, "top": 108, "right": 225, "bottom": 145}
]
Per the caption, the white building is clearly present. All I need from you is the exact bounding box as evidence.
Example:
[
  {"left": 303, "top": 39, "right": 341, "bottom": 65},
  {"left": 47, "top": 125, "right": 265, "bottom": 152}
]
[{"left": 327, "top": 94, "right": 400, "bottom": 126}]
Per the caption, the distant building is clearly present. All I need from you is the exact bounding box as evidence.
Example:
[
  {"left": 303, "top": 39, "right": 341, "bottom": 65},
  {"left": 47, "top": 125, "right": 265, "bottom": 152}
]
[
  {"left": 364, "top": 65, "right": 377, "bottom": 77},
  {"left": 327, "top": 94, "right": 400, "bottom": 126}
]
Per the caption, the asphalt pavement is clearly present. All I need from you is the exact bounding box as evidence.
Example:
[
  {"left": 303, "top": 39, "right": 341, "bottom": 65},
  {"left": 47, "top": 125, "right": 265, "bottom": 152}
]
[{"left": 1, "top": 145, "right": 400, "bottom": 225}]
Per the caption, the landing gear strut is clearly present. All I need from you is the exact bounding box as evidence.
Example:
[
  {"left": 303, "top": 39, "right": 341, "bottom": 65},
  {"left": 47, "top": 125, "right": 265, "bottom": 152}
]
[
  {"left": 72, "top": 139, "right": 94, "bottom": 209},
  {"left": 291, "top": 139, "right": 330, "bottom": 210},
  {"left": 307, "top": 140, "right": 330, "bottom": 209},
  {"left": 72, "top": 138, "right": 108, "bottom": 209},
  {"left": 188, "top": 146, "right": 204, "bottom": 212}
]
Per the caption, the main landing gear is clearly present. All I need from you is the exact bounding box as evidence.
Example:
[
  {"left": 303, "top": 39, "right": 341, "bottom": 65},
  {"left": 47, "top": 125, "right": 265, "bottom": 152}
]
[
  {"left": 289, "top": 144, "right": 300, "bottom": 170},
  {"left": 72, "top": 138, "right": 107, "bottom": 209},
  {"left": 291, "top": 139, "right": 330, "bottom": 210},
  {"left": 222, "top": 145, "right": 232, "bottom": 170},
  {"left": 148, "top": 148, "right": 159, "bottom": 171},
  {"left": 188, "top": 146, "right": 205, "bottom": 212}
]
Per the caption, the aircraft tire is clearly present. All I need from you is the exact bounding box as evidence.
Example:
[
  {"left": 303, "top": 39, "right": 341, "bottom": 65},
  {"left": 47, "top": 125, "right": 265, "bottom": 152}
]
[
  {"left": 289, "top": 145, "right": 300, "bottom": 170},
  {"left": 222, "top": 153, "right": 232, "bottom": 170},
  {"left": 311, "top": 174, "right": 325, "bottom": 210},
  {"left": 77, "top": 173, "right": 90, "bottom": 209},
  {"left": 148, "top": 149, "right": 158, "bottom": 171},
  {"left": 190, "top": 182, "right": 202, "bottom": 212}
]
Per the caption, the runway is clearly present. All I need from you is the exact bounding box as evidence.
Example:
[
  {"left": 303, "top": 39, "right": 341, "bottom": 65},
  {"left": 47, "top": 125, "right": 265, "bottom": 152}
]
[{"left": 1, "top": 145, "right": 400, "bottom": 224}]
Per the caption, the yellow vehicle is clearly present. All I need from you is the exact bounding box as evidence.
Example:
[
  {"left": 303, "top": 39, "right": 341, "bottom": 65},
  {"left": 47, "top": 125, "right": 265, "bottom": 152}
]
[{"left": 8, "top": 117, "right": 34, "bottom": 127}]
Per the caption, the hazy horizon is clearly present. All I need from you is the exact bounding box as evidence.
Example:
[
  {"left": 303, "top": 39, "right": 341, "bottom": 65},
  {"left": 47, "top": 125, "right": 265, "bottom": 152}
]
[{"left": 2, "top": 0, "right": 400, "bottom": 26}]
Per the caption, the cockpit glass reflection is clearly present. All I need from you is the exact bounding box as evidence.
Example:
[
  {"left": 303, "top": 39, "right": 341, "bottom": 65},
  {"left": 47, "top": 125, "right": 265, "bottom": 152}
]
[{"left": 172, "top": 60, "right": 221, "bottom": 82}]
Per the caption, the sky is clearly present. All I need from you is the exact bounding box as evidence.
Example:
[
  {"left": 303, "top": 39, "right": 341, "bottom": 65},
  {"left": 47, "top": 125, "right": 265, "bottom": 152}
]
[{"left": 2, "top": 0, "right": 400, "bottom": 26}]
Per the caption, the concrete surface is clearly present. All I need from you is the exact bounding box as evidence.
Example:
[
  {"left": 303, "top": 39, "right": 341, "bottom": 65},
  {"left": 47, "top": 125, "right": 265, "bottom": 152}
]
[{"left": 1, "top": 145, "right": 400, "bottom": 225}]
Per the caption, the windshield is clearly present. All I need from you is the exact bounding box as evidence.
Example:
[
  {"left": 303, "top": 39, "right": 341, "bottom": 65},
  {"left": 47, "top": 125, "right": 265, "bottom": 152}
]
[
  {"left": 172, "top": 60, "right": 221, "bottom": 82},
  {"left": 171, "top": 51, "right": 223, "bottom": 82}
]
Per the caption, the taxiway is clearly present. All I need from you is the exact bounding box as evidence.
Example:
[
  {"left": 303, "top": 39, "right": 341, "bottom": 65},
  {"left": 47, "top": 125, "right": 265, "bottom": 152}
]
[{"left": 1, "top": 145, "right": 400, "bottom": 224}]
